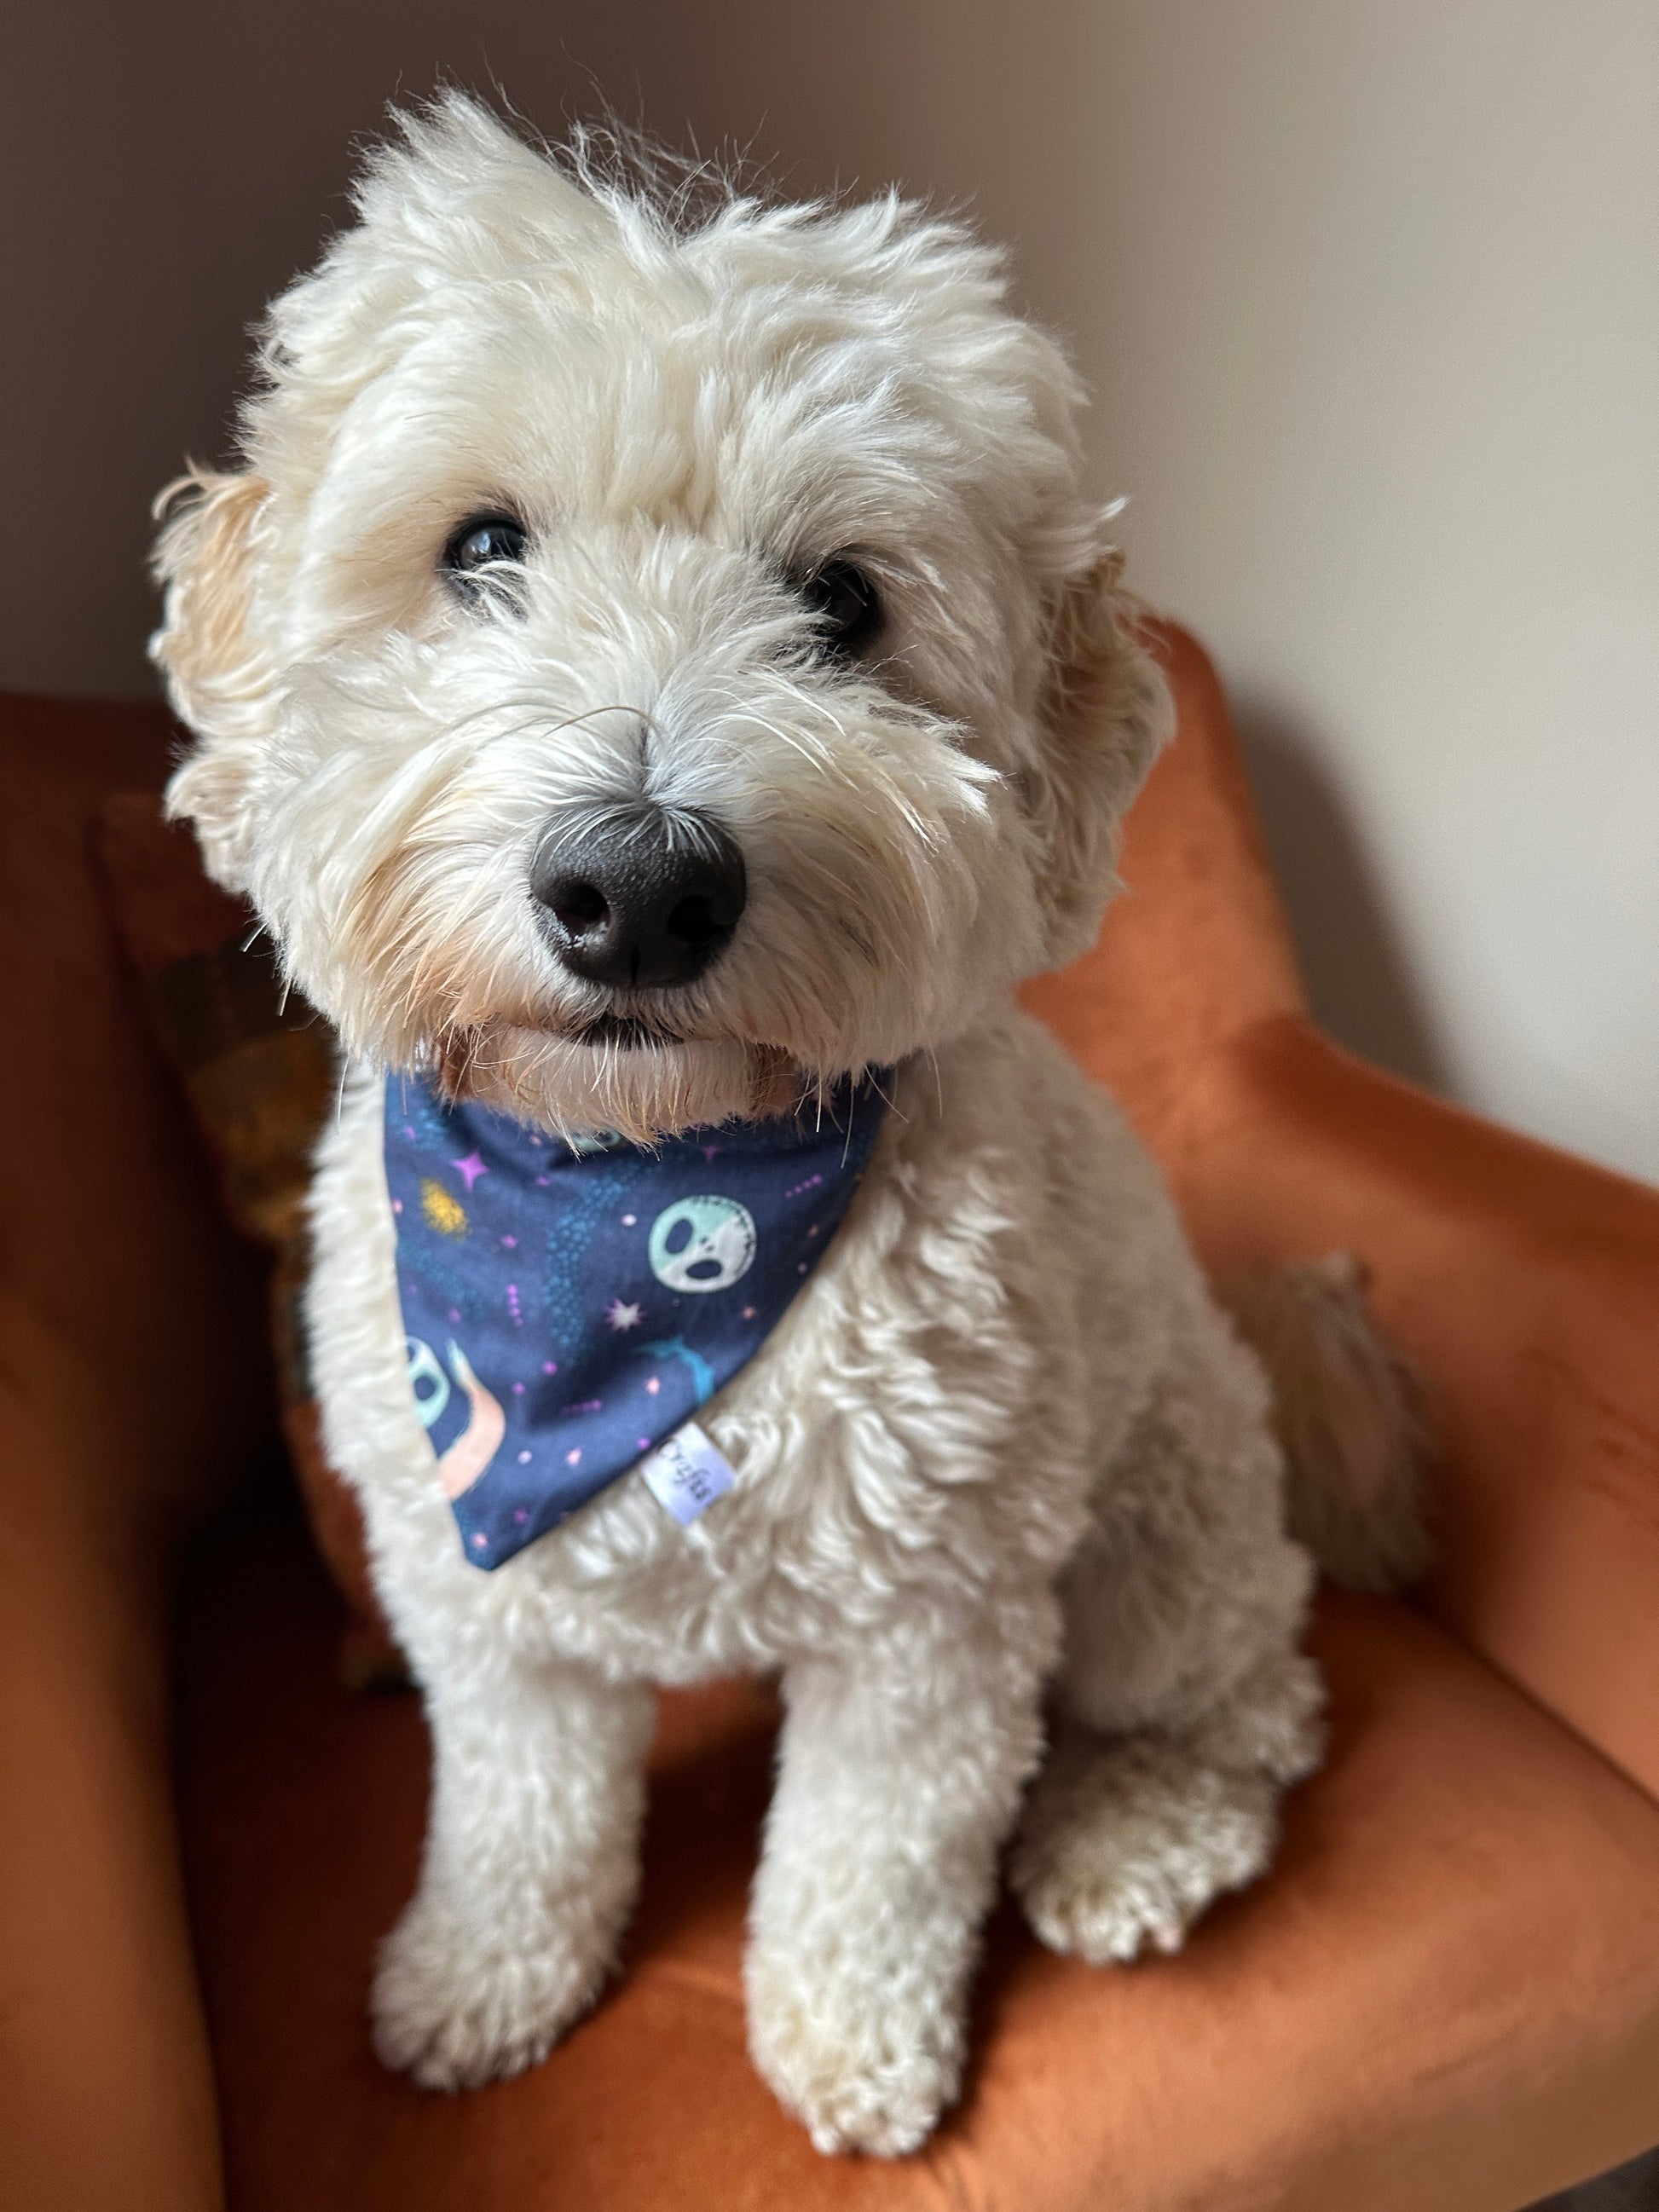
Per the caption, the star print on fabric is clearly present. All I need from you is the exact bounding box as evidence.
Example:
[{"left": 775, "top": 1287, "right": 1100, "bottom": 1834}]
[
  {"left": 420, "top": 1179, "right": 468, "bottom": 1238},
  {"left": 605, "top": 1298, "right": 643, "bottom": 1332},
  {"left": 452, "top": 1152, "right": 488, "bottom": 1192}
]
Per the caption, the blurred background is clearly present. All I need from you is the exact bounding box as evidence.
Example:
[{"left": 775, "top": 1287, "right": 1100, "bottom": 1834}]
[{"left": 5, "top": 0, "right": 1656, "bottom": 1184}]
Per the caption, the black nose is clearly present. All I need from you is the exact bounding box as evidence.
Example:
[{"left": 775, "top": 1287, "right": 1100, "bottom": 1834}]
[{"left": 529, "top": 801, "right": 747, "bottom": 990}]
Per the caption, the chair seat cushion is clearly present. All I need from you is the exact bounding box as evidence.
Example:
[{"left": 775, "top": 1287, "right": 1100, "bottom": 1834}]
[{"left": 177, "top": 1505, "right": 1659, "bottom": 2212}]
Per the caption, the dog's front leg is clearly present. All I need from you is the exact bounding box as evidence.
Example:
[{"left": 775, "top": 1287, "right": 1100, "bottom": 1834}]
[
  {"left": 372, "top": 1645, "right": 654, "bottom": 2090},
  {"left": 747, "top": 1590, "right": 1057, "bottom": 2156}
]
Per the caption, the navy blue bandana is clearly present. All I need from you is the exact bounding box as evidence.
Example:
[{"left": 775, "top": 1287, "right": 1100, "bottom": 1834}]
[{"left": 383, "top": 1071, "right": 890, "bottom": 1568}]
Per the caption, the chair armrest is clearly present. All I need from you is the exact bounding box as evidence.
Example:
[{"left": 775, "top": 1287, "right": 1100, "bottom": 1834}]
[
  {"left": 0, "top": 690, "right": 275, "bottom": 2212},
  {"left": 1170, "top": 1011, "right": 1659, "bottom": 1801},
  {"left": 0, "top": 1304, "right": 228, "bottom": 2212}
]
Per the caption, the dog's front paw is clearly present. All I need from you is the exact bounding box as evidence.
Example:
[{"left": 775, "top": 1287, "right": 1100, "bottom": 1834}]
[
  {"left": 1013, "top": 1733, "right": 1280, "bottom": 1964},
  {"left": 745, "top": 1946, "right": 964, "bottom": 2157},
  {"left": 372, "top": 1889, "right": 611, "bottom": 2090}
]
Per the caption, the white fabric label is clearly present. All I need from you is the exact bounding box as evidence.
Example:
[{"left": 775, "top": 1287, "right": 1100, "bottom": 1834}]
[{"left": 639, "top": 1421, "right": 737, "bottom": 1527}]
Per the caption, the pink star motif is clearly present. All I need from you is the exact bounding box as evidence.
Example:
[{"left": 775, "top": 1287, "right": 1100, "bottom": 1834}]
[
  {"left": 604, "top": 1298, "right": 643, "bottom": 1332},
  {"left": 645, "top": 1376, "right": 661, "bottom": 1395},
  {"left": 565, "top": 1447, "right": 582, "bottom": 1466},
  {"left": 451, "top": 1152, "right": 488, "bottom": 1192}
]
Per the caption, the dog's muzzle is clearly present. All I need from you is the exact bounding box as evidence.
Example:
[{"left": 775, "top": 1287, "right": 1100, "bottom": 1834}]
[{"left": 529, "top": 799, "right": 747, "bottom": 992}]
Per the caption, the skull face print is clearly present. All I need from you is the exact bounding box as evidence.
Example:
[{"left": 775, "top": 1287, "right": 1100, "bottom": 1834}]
[{"left": 647, "top": 1195, "right": 758, "bottom": 1294}]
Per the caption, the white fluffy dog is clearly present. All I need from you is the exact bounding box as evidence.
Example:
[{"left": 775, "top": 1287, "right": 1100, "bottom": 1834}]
[{"left": 153, "top": 96, "right": 1415, "bottom": 2157}]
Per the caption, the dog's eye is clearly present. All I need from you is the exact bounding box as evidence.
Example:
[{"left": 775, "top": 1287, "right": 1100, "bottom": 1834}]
[
  {"left": 799, "top": 559, "right": 882, "bottom": 660},
  {"left": 442, "top": 513, "right": 529, "bottom": 590}
]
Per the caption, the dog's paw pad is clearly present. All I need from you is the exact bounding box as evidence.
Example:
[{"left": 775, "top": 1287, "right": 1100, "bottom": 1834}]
[
  {"left": 372, "top": 1893, "right": 608, "bottom": 2090},
  {"left": 1013, "top": 1736, "right": 1280, "bottom": 1966}
]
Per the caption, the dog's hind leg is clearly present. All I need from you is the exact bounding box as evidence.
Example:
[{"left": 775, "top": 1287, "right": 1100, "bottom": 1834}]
[
  {"left": 371, "top": 1646, "right": 654, "bottom": 2089},
  {"left": 1012, "top": 1302, "right": 1324, "bottom": 1963},
  {"left": 1011, "top": 1655, "right": 1318, "bottom": 1963}
]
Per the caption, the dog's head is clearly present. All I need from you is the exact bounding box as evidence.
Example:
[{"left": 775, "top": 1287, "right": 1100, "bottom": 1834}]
[{"left": 153, "top": 95, "right": 1168, "bottom": 1141}]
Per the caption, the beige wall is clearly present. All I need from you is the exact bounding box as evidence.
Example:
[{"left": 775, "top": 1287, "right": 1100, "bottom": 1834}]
[{"left": 7, "top": 3, "right": 1656, "bottom": 1181}]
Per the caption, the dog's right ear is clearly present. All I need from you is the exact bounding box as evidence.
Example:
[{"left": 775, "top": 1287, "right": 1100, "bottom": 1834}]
[{"left": 151, "top": 465, "right": 274, "bottom": 892}]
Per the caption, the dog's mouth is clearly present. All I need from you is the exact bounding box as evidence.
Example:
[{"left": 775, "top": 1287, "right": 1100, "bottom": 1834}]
[
  {"left": 574, "top": 1012, "right": 680, "bottom": 1049},
  {"left": 558, "top": 1020, "right": 799, "bottom": 1117},
  {"left": 441, "top": 1014, "right": 803, "bottom": 1132}
]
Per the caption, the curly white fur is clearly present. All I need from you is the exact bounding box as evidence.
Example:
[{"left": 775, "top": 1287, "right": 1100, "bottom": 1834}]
[{"left": 153, "top": 96, "right": 1329, "bottom": 2157}]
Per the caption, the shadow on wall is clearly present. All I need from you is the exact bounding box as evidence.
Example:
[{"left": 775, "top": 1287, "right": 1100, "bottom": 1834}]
[{"left": 1232, "top": 702, "right": 1448, "bottom": 1096}]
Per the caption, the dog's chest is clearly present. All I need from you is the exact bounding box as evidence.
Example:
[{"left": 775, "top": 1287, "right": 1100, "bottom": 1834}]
[
  {"left": 313, "top": 1019, "right": 1181, "bottom": 1682},
  {"left": 480, "top": 1047, "right": 1176, "bottom": 1677}
]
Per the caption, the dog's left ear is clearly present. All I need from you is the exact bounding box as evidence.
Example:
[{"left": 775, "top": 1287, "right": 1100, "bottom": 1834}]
[
  {"left": 1026, "top": 547, "right": 1171, "bottom": 967},
  {"left": 150, "top": 465, "right": 275, "bottom": 892}
]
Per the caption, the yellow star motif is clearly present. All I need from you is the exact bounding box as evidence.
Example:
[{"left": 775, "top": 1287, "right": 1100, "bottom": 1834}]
[{"left": 420, "top": 1178, "right": 468, "bottom": 1238}]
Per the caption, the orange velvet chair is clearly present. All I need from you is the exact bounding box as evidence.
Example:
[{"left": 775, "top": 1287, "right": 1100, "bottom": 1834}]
[{"left": 3, "top": 625, "right": 1657, "bottom": 2212}]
